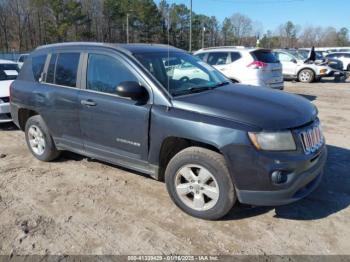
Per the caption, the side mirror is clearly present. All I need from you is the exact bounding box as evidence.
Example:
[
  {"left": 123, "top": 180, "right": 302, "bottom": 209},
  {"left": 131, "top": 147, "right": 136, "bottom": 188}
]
[
  {"left": 116, "top": 81, "right": 148, "bottom": 101},
  {"left": 291, "top": 58, "right": 297, "bottom": 64}
]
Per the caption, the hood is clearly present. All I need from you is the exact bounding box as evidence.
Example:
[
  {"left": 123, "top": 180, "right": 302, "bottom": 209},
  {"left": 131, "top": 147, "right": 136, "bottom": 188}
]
[
  {"left": 172, "top": 84, "right": 317, "bottom": 131},
  {"left": 0, "top": 80, "right": 13, "bottom": 98}
]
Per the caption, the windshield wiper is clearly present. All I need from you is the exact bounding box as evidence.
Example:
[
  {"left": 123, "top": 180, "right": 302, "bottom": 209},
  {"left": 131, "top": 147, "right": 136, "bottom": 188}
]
[
  {"left": 172, "top": 81, "right": 230, "bottom": 96},
  {"left": 189, "top": 81, "right": 230, "bottom": 93}
]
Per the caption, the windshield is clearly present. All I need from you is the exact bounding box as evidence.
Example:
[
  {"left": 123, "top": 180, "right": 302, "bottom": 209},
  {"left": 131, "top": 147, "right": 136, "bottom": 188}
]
[
  {"left": 0, "top": 64, "right": 19, "bottom": 81},
  {"left": 134, "top": 52, "right": 228, "bottom": 96}
]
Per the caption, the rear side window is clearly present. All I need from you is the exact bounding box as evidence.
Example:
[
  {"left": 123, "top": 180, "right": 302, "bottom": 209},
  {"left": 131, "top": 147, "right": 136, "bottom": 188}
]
[
  {"left": 252, "top": 50, "right": 278, "bottom": 63},
  {"left": 32, "top": 55, "right": 47, "bottom": 81},
  {"left": 86, "top": 53, "right": 139, "bottom": 95},
  {"left": 55, "top": 53, "right": 80, "bottom": 87},
  {"left": 46, "top": 53, "right": 80, "bottom": 87},
  {"left": 230, "top": 52, "right": 241, "bottom": 62},
  {"left": 207, "top": 52, "right": 229, "bottom": 65}
]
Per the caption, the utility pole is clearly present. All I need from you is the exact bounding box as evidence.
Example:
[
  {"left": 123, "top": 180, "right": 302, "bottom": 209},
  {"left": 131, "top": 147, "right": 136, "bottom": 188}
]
[
  {"left": 189, "top": 0, "right": 192, "bottom": 52},
  {"left": 126, "top": 13, "right": 130, "bottom": 44},
  {"left": 202, "top": 27, "right": 206, "bottom": 48}
]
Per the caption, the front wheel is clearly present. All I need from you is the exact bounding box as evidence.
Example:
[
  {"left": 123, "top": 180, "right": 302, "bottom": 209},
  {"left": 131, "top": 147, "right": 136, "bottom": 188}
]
[
  {"left": 25, "top": 115, "right": 61, "bottom": 162},
  {"left": 165, "top": 147, "right": 236, "bottom": 220},
  {"left": 298, "top": 69, "right": 315, "bottom": 83}
]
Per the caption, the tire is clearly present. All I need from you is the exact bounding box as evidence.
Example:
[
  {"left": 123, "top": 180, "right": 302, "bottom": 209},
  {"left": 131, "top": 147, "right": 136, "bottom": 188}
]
[
  {"left": 347, "top": 64, "right": 350, "bottom": 72},
  {"left": 165, "top": 147, "right": 236, "bottom": 220},
  {"left": 298, "top": 69, "right": 315, "bottom": 83},
  {"left": 25, "top": 115, "right": 61, "bottom": 162}
]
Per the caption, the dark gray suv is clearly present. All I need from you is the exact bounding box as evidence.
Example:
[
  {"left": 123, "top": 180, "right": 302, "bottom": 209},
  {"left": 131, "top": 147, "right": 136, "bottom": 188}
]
[{"left": 10, "top": 43, "right": 327, "bottom": 220}]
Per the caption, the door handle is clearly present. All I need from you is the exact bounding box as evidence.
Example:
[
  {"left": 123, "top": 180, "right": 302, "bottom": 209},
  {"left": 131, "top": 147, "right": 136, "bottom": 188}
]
[{"left": 81, "top": 99, "right": 97, "bottom": 107}]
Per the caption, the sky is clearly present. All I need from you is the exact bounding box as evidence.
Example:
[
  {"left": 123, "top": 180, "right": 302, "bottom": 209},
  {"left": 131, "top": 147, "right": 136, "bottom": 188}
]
[{"left": 154, "top": 0, "right": 349, "bottom": 32}]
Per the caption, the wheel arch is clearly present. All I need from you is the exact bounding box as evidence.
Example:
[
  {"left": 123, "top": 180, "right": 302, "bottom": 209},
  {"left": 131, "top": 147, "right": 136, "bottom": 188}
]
[
  {"left": 157, "top": 136, "right": 221, "bottom": 182},
  {"left": 18, "top": 108, "right": 39, "bottom": 131}
]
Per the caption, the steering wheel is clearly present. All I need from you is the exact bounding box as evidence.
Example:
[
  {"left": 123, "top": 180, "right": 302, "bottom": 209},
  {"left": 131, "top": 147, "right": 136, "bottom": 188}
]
[{"left": 179, "top": 76, "right": 190, "bottom": 83}]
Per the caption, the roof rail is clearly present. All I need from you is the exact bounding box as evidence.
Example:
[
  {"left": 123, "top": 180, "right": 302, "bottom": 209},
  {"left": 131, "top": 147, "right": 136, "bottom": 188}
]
[{"left": 198, "top": 46, "right": 247, "bottom": 51}]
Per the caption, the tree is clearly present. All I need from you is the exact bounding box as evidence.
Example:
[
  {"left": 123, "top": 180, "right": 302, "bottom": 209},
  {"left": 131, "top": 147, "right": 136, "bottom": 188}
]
[{"left": 230, "top": 13, "right": 252, "bottom": 45}]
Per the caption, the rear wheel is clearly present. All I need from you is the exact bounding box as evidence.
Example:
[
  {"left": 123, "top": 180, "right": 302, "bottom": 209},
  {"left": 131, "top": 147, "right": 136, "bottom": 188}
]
[
  {"left": 298, "top": 69, "right": 315, "bottom": 83},
  {"left": 165, "top": 147, "right": 236, "bottom": 220},
  {"left": 25, "top": 115, "right": 61, "bottom": 161}
]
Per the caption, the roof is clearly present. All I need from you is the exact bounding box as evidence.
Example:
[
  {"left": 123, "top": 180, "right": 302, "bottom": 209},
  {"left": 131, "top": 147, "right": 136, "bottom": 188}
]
[
  {"left": 35, "top": 42, "right": 185, "bottom": 55},
  {"left": 0, "top": 59, "right": 17, "bottom": 64},
  {"left": 195, "top": 46, "right": 259, "bottom": 53}
]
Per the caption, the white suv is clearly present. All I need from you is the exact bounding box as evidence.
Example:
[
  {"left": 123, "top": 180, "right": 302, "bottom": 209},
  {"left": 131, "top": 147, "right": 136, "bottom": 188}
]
[
  {"left": 0, "top": 59, "right": 19, "bottom": 123},
  {"left": 194, "top": 47, "right": 284, "bottom": 90}
]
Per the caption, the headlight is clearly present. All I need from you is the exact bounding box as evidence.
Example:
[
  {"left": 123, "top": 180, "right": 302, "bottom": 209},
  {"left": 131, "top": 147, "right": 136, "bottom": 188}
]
[
  {"left": 319, "top": 69, "right": 327, "bottom": 75},
  {"left": 248, "top": 131, "right": 296, "bottom": 151}
]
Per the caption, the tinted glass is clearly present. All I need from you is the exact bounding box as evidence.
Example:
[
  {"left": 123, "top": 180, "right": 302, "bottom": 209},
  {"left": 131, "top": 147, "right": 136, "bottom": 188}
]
[
  {"left": 230, "top": 52, "right": 241, "bottom": 62},
  {"left": 46, "top": 54, "right": 57, "bottom": 83},
  {"left": 0, "top": 64, "right": 19, "bottom": 81},
  {"left": 32, "top": 55, "right": 47, "bottom": 81},
  {"left": 207, "top": 52, "right": 229, "bottom": 65},
  {"left": 55, "top": 53, "right": 80, "bottom": 87},
  {"left": 134, "top": 52, "right": 227, "bottom": 97},
  {"left": 195, "top": 53, "right": 206, "bottom": 61},
  {"left": 252, "top": 50, "right": 278, "bottom": 63},
  {"left": 87, "top": 54, "right": 139, "bottom": 95}
]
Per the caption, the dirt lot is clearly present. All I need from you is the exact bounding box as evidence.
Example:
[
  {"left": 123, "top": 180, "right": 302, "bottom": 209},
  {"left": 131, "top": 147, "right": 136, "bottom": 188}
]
[{"left": 0, "top": 79, "right": 350, "bottom": 256}]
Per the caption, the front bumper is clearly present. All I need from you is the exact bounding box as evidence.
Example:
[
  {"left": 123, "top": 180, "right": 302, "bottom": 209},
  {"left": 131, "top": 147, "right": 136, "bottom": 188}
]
[
  {"left": 0, "top": 102, "right": 12, "bottom": 123},
  {"left": 235, "top": 146, "right": 327, "bottom": 206}
]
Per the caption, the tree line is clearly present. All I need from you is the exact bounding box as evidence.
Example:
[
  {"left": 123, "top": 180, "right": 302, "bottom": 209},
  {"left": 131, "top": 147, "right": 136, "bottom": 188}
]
[{"left": 0, "top": 0, "right": 349, "bottom": 52}]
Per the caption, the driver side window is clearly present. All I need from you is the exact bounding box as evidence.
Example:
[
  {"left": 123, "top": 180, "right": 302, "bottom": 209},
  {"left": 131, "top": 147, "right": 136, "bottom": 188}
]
[{"left": 87, "top": 54, "right": 139, "bottom": 95}]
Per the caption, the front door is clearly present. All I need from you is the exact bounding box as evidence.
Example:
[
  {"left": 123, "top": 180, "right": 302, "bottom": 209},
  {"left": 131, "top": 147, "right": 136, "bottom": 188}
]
[{"left": 78, "top": 52, "right": 151, "bottom": 163}]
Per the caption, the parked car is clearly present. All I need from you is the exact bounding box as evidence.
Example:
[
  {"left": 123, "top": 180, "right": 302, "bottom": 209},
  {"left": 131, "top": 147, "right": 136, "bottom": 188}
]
[
  {"left": 17, "top": 53, "right": 29, "bottom": 69},
  {"left": 11, "top": 43, "right": 327, "bottom": 220},
  {"left": 0, "top": 59, "right": 19, "bottom": 123},
  {"left": 326, "top": 52, "right": 350, "bottom": 71},
  {"left": 194, "top": 47, "right": 284, "bottom": 90},
  {"left": 274, "top": 49, "right": 338, "bottom": 83},
  {"left": 299, "top": 48, "right": 344, "bottom": 71}
]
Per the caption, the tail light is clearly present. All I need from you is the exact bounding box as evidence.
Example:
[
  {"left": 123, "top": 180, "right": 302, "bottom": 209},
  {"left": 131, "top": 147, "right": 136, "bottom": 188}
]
[{"left": 247, "top": 61, "right": 267, "bottom": 69}]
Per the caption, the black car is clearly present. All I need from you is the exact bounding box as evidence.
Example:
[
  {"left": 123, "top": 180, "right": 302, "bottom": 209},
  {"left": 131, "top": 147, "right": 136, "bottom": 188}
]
[{"left": 10, "top": 43, "right": 327, "bottom": 220}]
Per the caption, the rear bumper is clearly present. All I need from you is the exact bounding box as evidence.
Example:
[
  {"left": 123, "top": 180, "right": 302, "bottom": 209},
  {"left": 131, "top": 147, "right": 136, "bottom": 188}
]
[
  {"left": 236, "top": 147, "right": 327, "bottom": 206},
  {"left": 0, "top": 102, "right": 12, "bottom": 123}
]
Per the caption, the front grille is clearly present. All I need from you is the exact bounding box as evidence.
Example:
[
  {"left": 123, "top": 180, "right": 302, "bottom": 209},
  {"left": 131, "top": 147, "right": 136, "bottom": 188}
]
[
  {"left": 299, "top": 121, "right": 324, "bottom": 154},
  {"left": 0, "top": 97, "right": 10, "bottom": 103}
]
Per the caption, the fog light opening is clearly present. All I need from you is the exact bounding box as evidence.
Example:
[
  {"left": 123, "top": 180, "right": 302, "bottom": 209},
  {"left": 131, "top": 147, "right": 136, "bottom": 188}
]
[{"left": 271, "top": 170, "right": 288, "bottom": 184}]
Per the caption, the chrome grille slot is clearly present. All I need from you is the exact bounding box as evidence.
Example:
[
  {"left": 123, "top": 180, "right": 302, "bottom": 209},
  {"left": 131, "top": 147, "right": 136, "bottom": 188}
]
[{"left": 299, "top": 122, "right": 324, "bottom": 154}]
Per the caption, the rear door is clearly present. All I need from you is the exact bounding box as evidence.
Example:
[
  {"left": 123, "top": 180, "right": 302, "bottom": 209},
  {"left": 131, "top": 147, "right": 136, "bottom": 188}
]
[
  {"left": 39, "top": 52, "right": 83, "bottom": 151},
  {"left": 78, "top": 51, "right": 151, "bottom": 162}
]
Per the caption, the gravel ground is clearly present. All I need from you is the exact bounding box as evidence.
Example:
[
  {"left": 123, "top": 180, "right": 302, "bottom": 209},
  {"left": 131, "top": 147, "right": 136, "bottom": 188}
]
[{"left": 0, "top": 78, "right": 349, "bottom": 256}]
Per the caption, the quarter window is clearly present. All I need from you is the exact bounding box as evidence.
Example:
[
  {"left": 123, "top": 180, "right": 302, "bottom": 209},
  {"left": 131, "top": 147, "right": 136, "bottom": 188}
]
[
  {"left": 46, "top": 54, "right": 57, "bottom": 84},
  {"left": 207, "top": 52, "right": 229, "bottom": 65},
  {"left": 230, "top": 52, "right": 241, "bottom": 62},
  {"left": 86, "top": 54, "right": 139, "bottom": 95}
]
